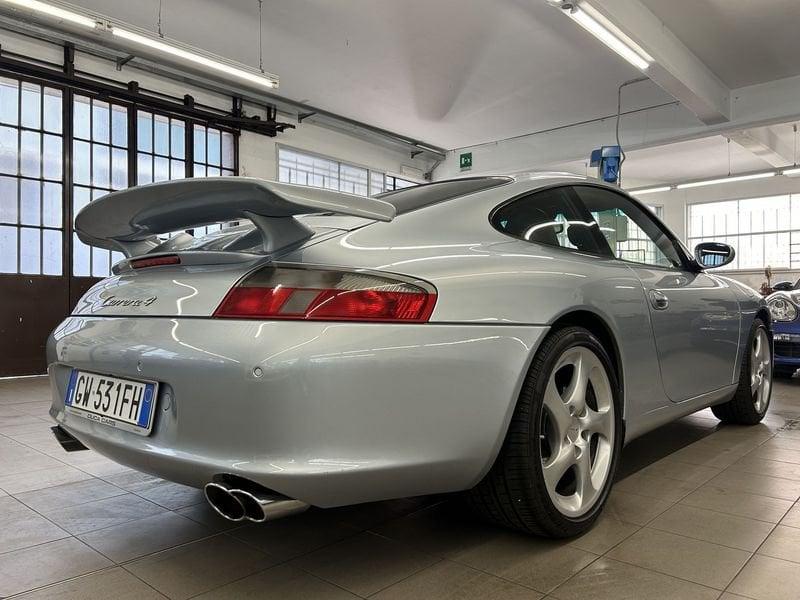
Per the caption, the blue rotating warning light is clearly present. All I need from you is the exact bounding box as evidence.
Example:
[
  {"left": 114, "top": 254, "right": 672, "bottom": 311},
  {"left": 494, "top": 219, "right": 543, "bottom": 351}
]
[{"left": 590, "top": 146, "right": 622, "bottom": 184}]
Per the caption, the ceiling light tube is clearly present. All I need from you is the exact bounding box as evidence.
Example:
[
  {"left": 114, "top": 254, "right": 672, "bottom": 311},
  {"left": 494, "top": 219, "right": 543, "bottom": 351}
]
[
  {"left": 0, "top": 0, "right": 98, "bottom": 28},
  {"left": 563, "top": 4, "right": 653, "bottom": 71},
  {"left": 112, "top": 27, "right": 279, "bottom": 89},
  {"left": 782, "top": 167, "right": 800, "bottom": 177},
  {"left": 676, "top": 171, "right": 776, "bottom": 190},
  {"left": 630, "top": 186, "right": 671, "bottom": 195}
]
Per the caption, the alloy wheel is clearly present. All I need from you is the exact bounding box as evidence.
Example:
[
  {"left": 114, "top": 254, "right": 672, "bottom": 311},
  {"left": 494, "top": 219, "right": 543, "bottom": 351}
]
[
  {"left": 539, "top": 346, "right": 615, "bottom": 518},
  {"left": 751, "top": 328, "right": 772, "bottom": 413}
]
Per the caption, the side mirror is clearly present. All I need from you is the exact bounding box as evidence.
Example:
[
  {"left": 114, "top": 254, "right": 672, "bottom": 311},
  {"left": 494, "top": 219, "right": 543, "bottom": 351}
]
[{"left": 694, "top": 242, "right": 735, "bottom": 269}]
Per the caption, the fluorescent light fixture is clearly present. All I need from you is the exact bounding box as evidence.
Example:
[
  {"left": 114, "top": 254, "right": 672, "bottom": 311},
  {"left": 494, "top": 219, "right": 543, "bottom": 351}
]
[
  {"left": 782, "top": 166, "right": 800, "bottom": 177},
  {"left": 630, "top": 186, "right": 671, "bottom": 195},
  {"left": 0, "top": 0, "right": 98, "bottom": 28},
  {"left": 563, "top": 3, "right": 654, "bottom": 71},
  {"left": 676, "top": 171, "right": 776, "bottom": 190},
  {"left": 112, "top": 28, "right": 279, "bottom": 89}
]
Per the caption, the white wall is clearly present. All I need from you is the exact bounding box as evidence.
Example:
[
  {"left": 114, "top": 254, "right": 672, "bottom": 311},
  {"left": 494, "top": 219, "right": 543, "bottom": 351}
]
[
  {"left": 641, "top": 175, "right": 800, "bottom": 289},
  {"left": 1, "top": 30, "right": 432, "bottom": 186}
]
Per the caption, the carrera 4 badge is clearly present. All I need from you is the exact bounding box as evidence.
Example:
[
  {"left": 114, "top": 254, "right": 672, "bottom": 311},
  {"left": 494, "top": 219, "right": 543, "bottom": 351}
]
[{"left": 101, "top": 295, "right": 158, "bottom": 308}]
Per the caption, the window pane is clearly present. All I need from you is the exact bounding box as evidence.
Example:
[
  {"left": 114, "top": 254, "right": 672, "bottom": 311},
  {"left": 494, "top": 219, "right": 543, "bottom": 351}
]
[
  {"left": 20, "top": 226, "right": 40, "bottom": 274},
  {"left": 137, "top": 110, "right": 152, "bottom": 152},
  {"left": 170, "top": 159, "right": 185, "bottom": 179},
  {"left": 137, "top": 153, "right": 152, "bottom": 185},
  {"left": 73, "top": 140, "right": 90, "bottom": 185},
  {"left": 193, "top": 163, "right": 206, "bottom": 177},
  {"left": 170, "top": 120, "right": 185, "bottom": 159},
  {"left": 92, "top": 100, "right": 110, "bottom": 143},
  {"left": 72, "top": 186, "right": 91, "bottom": 224},
  {"left": 0, "top": 125, "right": 17, "bottom": 175},
  {"left": 73, "top": 95, "right": 91, "bottom": 140},
  {"left": 42, "top": 134, "right": 62, "bottom": 180},
  {"left": 20, "top": 82, "right": 41, "bottom": 130},
  {"left": 0, "top": 77, "right": 18, "bottom": 126},
  {"left": 207, "top": 166, "right": 220, "bottom": 177},
  {"left": 43, "top": 88, "right": 62, "bottom": 134},
  {"left": 92, "top": 144, "right": 110, "bottom": 188},
  {"left": 20, "top": 130, "right": 41, "bottom": 177},
  {"left": 111, "top": 250, "right": 124, "bottom": 266},
  {"left": 207, "top": 129, "right": 220, "bottom": 165},
  {"left": 193, "top": 125, "right": 206, "bottom": 162},
  {"left": 19, "top": 179, "right": 40, "bottom": 226},
  {"left": 72, "top": 233, "right": 90, "bottom": 276},
  {"left": 154, "top": 156, "right": 169, "bottom": 182},
  {"left": 42, "top": 228, "right": 61, "bottom": 275},
  {"left": 221, "top": 132, "right": 234, "bottom": 168},
  {"left": 111, "top": 104, "right": 127, "bottom": 147},
  {"left": 42, "top": 182, "right": 61, "bottom": 228},
  {"left": 91, "top": 246, "right": 109, "bottom": 277},
  {"left": 0, "top": 175, "right": 17, "bottom": 224},
  {"left": 111, "top": 148, "right": 127, "bottom": 189},
  {"left": 154, "top": 114, "right": 169, "bottom": 155},
  {"left": 0, "top": 225, "right": 17, "bottom": 272}
]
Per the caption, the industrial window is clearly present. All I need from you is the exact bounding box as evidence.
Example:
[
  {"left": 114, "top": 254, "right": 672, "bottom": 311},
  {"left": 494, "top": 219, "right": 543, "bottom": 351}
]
[
  {"left": 688, "top": 195, "right": 800, "bottom": 270},
  {"left": 0, "top": 77, "right": 64, "bottom": 275},
  {"left": 137, "top": 110, "right": 186, "bottom": 185},
  {"left": 72, "top": 95, "right": 129, "bottom": 277},
  {"left": 277, "top": 146, "right": 410, "bottom": 198},
  {"left": 190, "top": 124, "right": 235, "bottom": 236}
]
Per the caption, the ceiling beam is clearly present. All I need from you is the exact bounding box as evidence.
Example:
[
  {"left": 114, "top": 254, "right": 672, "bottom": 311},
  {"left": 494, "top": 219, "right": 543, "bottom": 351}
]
[
  {"left": 727, "top": 126, "right": 795, "bottom": 168},
  {"left": 586, "top": 0, "right": 731, "bottom": 125}
]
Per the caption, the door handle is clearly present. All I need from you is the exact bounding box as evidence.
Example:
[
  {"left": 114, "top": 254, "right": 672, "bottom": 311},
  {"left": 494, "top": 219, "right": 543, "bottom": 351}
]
[{"left": 649, "top": 289, "right": 669, "bottom": 310}]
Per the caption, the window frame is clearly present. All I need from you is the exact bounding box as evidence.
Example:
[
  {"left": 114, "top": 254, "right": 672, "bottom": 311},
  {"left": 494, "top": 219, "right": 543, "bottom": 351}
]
[
  {"left": 0, "top": 72, "right": 67, "bottom": 278},
  {"left": 488, "top": 184, "right": 614, "bottom": 259},
  {"left": 0, "top": 68, "right": 242, "bottom": 281},
  {"left": 489, "top": 183, "right": 697, "bottom": 271},
  {"left": 569, "top": 184, "right": 695, "bottom": 272},
  {"left": 276, "top": 144, "right": 411, "bottom": 197}
]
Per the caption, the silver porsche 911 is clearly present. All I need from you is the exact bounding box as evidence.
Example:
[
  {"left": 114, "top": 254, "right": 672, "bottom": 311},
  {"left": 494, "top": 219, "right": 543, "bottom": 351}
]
[{"left": 47, "top": 173, "right": 772, "bottom": 537}]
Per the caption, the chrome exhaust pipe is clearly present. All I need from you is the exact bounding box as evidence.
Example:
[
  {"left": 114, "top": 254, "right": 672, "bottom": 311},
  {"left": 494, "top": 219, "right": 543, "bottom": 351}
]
[
  {"left": 230, "top": 489, "right": 308, "bottom": 523},
  {"left": 204, "top": 477, "right": 309, "bottom": 523},
  {"left": 204, "top": 482, "right": 246, "bottom": 522}
]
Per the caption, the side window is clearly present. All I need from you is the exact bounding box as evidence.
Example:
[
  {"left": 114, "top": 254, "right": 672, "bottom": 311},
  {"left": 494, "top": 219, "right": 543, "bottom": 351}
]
[
  {"left": 491, "top": 187, "right": 610, "bottom": 256},
  {"left": 572, "top": 185, "right": 683, "bottom": 269}
]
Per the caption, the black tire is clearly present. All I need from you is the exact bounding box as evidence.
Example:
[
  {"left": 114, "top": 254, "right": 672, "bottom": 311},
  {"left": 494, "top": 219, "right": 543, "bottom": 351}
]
[
  {"left": 711, "top": 318, "right": 772, "bottom": 425},
  {"left": 466, "top": 326, "right": 623, "bottom": 537}
]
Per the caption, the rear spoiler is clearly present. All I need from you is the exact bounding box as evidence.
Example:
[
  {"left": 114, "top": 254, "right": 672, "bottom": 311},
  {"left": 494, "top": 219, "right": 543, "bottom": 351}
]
[{"left": 74, "top": 177, "right": 396, "bottom": 257}]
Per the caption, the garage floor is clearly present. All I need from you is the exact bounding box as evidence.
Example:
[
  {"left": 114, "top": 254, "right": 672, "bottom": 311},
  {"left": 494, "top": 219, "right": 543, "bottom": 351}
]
[{"left": 1, "top": 378, "right": 799, "bottom": 600}]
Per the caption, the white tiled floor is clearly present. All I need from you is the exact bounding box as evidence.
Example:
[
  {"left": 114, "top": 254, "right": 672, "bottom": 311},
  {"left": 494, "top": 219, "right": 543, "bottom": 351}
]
[{"left": 0, "top": 375, "right": 799, "bottom": 599}]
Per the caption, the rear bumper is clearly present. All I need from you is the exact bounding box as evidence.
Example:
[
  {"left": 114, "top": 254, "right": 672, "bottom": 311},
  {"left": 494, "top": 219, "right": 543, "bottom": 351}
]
[{"left": 48, "top": 317, "right": 546, "bottom": 507}]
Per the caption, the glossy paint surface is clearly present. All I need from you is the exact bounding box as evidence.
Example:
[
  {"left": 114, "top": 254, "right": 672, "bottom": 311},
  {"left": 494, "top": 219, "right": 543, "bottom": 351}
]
[{"left": 49, "top": 174, "right": 768, "bottom": 506}]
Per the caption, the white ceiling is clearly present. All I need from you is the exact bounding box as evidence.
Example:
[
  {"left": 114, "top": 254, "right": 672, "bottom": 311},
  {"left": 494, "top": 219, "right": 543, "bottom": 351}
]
[
  {"left": 69, "top": 0, "right": 683, "bottom": 149},
  {"left": 548, "top": 121, "right": 800, "bottom": 188},
  {"left": 641, "top": 0, "right": 800, "bottom": 88}
]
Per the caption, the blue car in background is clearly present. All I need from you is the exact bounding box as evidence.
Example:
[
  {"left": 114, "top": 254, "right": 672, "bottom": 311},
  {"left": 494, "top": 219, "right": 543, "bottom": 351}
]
[{"left": 769, "top": 280, "right": 800, "bottom": 377}]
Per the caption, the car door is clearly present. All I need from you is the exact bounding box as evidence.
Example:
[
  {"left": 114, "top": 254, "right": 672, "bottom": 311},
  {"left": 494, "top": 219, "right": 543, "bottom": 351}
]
[{"left": 570, "top": 185, "right": 741, "bottom": 403}]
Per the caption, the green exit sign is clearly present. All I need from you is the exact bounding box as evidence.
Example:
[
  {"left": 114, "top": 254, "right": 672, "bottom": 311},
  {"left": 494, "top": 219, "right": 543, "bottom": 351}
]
[{"left": 459, "top": 152, "right": 472, "bottom": 171}]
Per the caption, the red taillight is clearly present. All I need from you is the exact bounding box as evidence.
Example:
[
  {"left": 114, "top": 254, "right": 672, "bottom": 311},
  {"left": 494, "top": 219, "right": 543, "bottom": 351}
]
[
  {"left": 130, "top": 255, "right": 181, "bottom": 269},
  {"left": 214, "top": 267, "right": 436, "bottom": 323}
]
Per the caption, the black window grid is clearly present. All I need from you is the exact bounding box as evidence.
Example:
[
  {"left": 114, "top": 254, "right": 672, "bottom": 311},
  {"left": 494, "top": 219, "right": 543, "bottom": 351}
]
[
  {"left": 0, "top": 77, "right": 64, "bottom": 276},
  {"left": 0, "top": 70, "right": 241, "bottom": 280}
]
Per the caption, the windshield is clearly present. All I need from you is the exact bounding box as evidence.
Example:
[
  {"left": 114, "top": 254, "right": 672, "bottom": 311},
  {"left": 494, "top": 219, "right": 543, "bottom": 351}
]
[{"left": 377, "top": 177, "right": 512, "bottom": 214}]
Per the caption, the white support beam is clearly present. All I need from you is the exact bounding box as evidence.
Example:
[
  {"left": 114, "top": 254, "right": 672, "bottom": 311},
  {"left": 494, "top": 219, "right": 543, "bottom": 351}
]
[
  {"left": 727, "top": 126, "right": 794, "bottom": 168},
  {"left": 587, "top": 0, "right": 731, "bottom": 125}
]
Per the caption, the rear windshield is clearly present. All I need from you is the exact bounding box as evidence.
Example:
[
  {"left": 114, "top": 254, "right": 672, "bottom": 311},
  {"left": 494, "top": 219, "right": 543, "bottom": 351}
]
[{"left": 376, "top": 177, "right": 512, "bottom": 214}]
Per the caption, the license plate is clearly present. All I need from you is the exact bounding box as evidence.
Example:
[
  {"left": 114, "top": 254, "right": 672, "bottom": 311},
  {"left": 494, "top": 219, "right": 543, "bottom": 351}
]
[{"left": 64, "top": 370, "right": 158, "bottom": 436}]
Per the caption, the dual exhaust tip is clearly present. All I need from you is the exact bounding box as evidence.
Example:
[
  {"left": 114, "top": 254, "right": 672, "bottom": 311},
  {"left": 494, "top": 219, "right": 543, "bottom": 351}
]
[{"left": 204, "top": 477, "right": 308, "bottom": 523}]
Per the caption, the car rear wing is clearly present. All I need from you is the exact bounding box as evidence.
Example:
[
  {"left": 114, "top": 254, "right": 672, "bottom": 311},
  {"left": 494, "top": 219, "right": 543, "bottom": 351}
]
[{"left": 74, "top": 177, "right": 396, "bottom": 257}]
